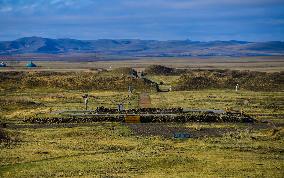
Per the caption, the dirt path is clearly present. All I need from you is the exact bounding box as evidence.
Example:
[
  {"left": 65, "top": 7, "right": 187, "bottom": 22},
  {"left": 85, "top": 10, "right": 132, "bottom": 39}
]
[{"left": 139, "top": 92, "right": 151, "bottom": 108}]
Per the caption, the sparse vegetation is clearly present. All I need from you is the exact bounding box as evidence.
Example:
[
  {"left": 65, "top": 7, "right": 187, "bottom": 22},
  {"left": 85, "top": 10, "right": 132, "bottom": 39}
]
[
  {"left": 0, "top": 70, "right": 152, "bottom": 91},
  {"left": 144, "top": 65, "right": 283, "bottom": 91},
  {"left": 175, "top": 69, "right": 283, "bottom": 91},
  {"left": 145, "top": 65, "right": 181, "bottom": 75},
  {"left": 0, "top": 65, "right": 283, "bottom": 177}
]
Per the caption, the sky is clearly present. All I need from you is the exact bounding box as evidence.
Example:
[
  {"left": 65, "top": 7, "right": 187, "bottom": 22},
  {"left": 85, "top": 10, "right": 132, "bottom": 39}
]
[{"left": 0, "top": 0, "right": 284, "bottom": 41}]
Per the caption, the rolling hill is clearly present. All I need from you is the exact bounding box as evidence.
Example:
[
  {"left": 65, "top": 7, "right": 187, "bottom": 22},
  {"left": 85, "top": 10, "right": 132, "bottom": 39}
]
[{"left": 0, "top": 37, "right": 283, "bottom": 57}]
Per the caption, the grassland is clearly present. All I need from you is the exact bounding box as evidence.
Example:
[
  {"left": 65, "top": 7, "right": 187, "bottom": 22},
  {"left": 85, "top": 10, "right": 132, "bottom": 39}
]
[
  {"left": 2, "top": 56, "right": 284, "bottom": 72},
  {"left": 0, "top": 64, "right": 283, "bottom": 177},
  {"left": 1, "top": 122, "right": 283, "bottom": 177}
]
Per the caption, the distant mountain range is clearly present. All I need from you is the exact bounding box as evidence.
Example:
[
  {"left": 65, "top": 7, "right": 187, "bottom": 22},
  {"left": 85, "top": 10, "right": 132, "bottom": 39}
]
[{"left": 0, "top": 37, "right": 283, "bottom": 57}]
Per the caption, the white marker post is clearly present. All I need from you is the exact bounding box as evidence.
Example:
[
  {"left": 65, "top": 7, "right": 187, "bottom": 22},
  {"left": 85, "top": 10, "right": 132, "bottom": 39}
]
[
  {"left": 84, "top": 98, "right": 88, "bottom": 110},
  {"left": 235, "top": 84, "right": 239, "bottom": 92},
  {"left": 82, "top": 94, "right": 89, "bottom": 110}
]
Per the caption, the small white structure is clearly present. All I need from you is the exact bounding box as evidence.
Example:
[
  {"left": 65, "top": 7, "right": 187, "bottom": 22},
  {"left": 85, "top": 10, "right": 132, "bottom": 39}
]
[
  {"left": 0, "top": 62, "right": 6, "bottom": 67},
  {"left": 82, "top": 94, "right": 89, "bottom": 110},
  {"left": 235, "top": 84, "right": 239, "bottom": 92}
]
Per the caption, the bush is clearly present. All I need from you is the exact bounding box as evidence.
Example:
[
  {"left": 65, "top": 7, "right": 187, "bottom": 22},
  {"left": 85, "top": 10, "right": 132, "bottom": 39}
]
[
  {"left": 145, "top": 65, "right": 183, "bottom": 75},
  {"left": 0, "top": 70, "right": 152, "bottom": 91},
  {"left": 175, "top": 70, "right": 283, "bottom": 91}
]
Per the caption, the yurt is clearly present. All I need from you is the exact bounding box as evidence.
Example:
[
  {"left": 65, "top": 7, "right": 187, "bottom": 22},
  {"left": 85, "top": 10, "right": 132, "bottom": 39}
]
[
  {"left": 0, "top": 62, "right": 6, "bottom": 67},
  {"left": 26, "top": 61, "right": 37, "bottom": 67}
]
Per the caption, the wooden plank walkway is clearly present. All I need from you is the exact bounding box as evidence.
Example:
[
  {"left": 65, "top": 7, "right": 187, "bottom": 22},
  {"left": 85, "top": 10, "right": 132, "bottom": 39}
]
[{"left": 139, "top": 92, "right": 151, "bottom": 108}]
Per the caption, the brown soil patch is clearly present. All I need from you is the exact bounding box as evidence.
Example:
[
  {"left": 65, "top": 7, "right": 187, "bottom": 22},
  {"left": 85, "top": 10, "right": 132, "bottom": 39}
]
[
  {"left": 124, "top": 122, "right": 282, "bottom": 139},
  {"left": 124, "top": 123, "right": 236, "bottom": 138}
]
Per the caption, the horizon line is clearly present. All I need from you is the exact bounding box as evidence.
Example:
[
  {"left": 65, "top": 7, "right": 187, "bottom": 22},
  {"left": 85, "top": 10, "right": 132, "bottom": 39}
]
[{"left": 2, "top": 36, "right": 284, "bottom": 43}]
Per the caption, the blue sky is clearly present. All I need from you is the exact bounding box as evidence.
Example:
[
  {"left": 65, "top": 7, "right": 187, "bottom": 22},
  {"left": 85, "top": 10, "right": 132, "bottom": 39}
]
[{"left": 0, "top": 0, "right": 284, "bottom": 41}]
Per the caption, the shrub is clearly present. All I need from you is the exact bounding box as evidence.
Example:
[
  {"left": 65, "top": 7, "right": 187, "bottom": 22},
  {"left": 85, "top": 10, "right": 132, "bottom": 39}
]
[{"left": 175, "top": 70, "right": 283, "bottom": 91}]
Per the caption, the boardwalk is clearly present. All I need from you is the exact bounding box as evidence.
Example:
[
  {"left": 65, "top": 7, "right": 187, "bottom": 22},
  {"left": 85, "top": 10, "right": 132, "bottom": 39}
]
[{"left": 139, "top": 92, "right": 151, "bottom": 108}]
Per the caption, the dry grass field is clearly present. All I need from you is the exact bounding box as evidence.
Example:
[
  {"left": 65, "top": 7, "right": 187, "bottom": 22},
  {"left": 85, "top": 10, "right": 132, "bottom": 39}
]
[
  {"left": 1, "top": 56, "right": 284, "bottom": 72},
  {"left": 0, "top": 59, "right": 283, "bottom": 177}
]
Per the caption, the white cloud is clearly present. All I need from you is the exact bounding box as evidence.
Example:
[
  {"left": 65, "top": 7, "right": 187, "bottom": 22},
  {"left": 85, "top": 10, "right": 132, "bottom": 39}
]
[
  {"left": 50, "top": 0, "right": 64, "bottom": 5},
  {"left": 0, "top": 6, "right": 12, "bottom": 12},
  {"left": 122, "top": 0, "right": 284, "bottom": 10},
  {"left": 50, "top": 0, "right": 75, "bottom": 6}
]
